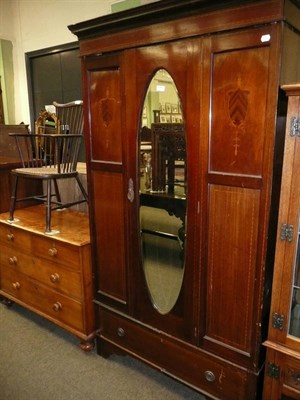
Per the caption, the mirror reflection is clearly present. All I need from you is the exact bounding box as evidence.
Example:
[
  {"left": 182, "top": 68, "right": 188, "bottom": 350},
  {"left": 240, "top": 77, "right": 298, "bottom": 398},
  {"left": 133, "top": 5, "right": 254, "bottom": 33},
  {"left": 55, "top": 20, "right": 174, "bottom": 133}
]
[{"left": 139, "top": 69, "right": 187, "bottom": 315}]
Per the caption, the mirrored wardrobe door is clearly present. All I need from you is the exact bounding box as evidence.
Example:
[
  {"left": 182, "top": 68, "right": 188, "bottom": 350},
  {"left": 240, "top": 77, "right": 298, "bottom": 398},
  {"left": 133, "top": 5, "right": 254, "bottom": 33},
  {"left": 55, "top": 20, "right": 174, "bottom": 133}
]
[
  {"left": 139, "top": 68, "right": 187, "bottom": 316},
  {"left": 131, "top": 40, "right": 202, "bottom": 341}
]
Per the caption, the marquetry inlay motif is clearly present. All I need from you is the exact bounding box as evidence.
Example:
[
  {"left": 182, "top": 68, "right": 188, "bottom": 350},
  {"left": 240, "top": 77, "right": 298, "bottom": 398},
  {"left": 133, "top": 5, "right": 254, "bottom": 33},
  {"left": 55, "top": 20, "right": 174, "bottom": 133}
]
[
  {"left": 100, "top": 90, "right": 117, "bottom": 128},
  {"left": 228, "top": 83, "right": 249, "bottom": 156}
]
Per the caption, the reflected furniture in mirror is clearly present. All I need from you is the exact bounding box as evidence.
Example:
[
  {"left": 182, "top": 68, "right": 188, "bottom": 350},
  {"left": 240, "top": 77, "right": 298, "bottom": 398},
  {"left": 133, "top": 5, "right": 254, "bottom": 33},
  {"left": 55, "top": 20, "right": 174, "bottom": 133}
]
[
  {"left": 8, "top": 108, "right": 88, "bottom": 234},
  {"left": 263, "top": 84, "right": 300, "bottom": 399},
  {"left": 139, "top": 73, "right": 187, "bottom": 315},
  {"left": 151, "top": 123, "right": 186, "bottom": 194},
  {"left": 70, "top": 1, "right": 300, "bottom": 398},
  {"left": 0, "top": 124, "right": 41, "bottom": 213}
]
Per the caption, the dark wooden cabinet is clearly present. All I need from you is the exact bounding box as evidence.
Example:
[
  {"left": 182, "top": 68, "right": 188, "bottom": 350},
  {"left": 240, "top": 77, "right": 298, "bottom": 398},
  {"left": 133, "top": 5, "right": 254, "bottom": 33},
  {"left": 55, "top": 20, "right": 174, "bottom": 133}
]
[
  {"left": 263, "top": 84, "right": 300, "bottom": 399},
  {"left": 69, "top": 1, "right": 300, "bottom": 398}
]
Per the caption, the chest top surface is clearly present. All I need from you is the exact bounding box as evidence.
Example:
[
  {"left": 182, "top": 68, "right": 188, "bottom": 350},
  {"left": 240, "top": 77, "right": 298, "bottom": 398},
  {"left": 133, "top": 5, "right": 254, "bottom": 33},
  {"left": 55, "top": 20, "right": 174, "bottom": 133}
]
[{"left": 0, "top": 205, "right": 90, "bottom": 246}]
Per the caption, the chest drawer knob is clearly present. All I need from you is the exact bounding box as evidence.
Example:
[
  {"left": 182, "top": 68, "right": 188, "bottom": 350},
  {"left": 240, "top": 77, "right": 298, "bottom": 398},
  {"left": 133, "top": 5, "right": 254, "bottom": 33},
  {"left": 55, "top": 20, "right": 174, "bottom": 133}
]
[
  {"left": 12, "top": 282, "right": 21, "bottom": 290},
  {"left": 204, "top": 371, "right": 216, "bottom": 382},
  {"left": 48, "top": 247, "right": 57, "bottom": 257},
  {"left": 6, "top": 233, "right": 14, "bottom": 241},
  {"left": 50, "top": 273, "right": 60, "bottom": 283},
  {"left": 117, "top": 327, "right": 126, "bottom": 337},
  {"left": 52, "top": 302, "right": 62, "bottom": 312},
  {"left": 9, "top": 256, "right": 18, "bottom": 265}
]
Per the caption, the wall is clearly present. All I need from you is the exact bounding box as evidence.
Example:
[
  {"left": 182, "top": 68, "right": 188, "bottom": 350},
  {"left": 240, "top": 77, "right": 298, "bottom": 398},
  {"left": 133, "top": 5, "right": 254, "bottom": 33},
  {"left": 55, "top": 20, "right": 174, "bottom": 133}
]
[
  {"left": 0, "top": 0, "right": 158, "bottom": 126},
  {"left": 0, "top": 39, "right": 15, "bottom": 123}
]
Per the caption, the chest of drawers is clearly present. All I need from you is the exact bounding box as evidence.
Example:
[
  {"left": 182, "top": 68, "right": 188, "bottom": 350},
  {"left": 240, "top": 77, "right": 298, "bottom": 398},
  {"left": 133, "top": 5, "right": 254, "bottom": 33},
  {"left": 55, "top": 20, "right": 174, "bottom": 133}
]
[{"left": 0, "top": 205, "right": 95, "bottom": 351}]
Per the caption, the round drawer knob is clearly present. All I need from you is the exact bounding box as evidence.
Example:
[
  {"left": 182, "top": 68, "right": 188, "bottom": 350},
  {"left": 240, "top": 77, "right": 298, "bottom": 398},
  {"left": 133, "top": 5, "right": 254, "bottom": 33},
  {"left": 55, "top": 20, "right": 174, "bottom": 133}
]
[
  {"left": 52, "top": 302, "right": 62, "bottom": 312},
  {"left": 204, "top": 370, "right": 216, "bottom": 382},
  {"left": 12, "top": 282, "right": 21, "bottom": 290},
  {"left": 48, "top": 248, "right": 57, "bottom": 257},
  {"left": 117, "top": 327, "right": 125, "bottom": 337},
  {"left": 7, "top": 233, "right": 14, "bottom": 241},
  {"left": 9, "top": 256, "right": 18, "bottom": 265},
  {"left": 50, "top": 273, "right": 60, "bottom": 283}
]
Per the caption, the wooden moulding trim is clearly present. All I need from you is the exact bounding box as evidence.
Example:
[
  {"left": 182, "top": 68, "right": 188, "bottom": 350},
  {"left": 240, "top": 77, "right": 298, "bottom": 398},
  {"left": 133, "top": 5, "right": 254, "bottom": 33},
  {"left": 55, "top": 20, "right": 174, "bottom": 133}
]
[{"left": 69, "top": 0, "right": 285, "bottom": 56}]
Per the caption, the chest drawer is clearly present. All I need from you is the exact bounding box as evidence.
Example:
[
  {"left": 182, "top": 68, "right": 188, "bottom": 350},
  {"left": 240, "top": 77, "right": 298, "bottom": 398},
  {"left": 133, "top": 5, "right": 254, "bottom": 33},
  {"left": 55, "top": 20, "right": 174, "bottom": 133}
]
[
  {"left": 0, "top": 246, "right": 82, "bottom": 299},
  {"left": 0, "top": 224, "right": 31, "bottom": 252},
  {"left": 0, "top": 245, "right": 32, "bottom": 268},
  {"left": 99, "top": 308, "right": 251, "bottom": 400},
  {"left": 1, "top": 266, "right": 84, "bottom": 331},
  {"left": 33, "top": 235, "right": 82, "bottom": 270}
]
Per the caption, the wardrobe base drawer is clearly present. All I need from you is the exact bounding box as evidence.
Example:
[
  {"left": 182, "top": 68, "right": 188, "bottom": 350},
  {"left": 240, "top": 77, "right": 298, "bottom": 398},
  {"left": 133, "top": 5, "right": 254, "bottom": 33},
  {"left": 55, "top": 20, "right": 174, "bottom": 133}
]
[{"left": 98, "top": 307, "right": 257, "bottom": 400}]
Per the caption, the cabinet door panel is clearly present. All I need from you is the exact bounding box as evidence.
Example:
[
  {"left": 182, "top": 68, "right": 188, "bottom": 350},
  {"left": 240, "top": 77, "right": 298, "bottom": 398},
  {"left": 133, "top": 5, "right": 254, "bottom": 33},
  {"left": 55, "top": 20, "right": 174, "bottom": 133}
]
[
  {"left": 268, "top": 94, "right": 300, "bottom": 350},
  {"left": 206, "top": 185, "right": 260, "bottom": 353},
  {"left": 210, "top": 45, "right": 269, "bottom": 177},
  {"left": 264, "top": 348, "right": 300, "bottom": 400},
  {"left": 202, "top": 24, "right": 281, "bottom": 366},
  {"left": 83, "top": 54, "right": 128, "bottom": 307},
  {"left": 93, "top": 170, "right": 127, "bottom": 304},
  {"left": 209, "top": 28, "right": 276, "bottom": 177},
  {"left": 132, "top": 39, "right": 200, "bottom": 340},
  {"left": 263, "top": 85, "right": 300, "bottom": 400}
]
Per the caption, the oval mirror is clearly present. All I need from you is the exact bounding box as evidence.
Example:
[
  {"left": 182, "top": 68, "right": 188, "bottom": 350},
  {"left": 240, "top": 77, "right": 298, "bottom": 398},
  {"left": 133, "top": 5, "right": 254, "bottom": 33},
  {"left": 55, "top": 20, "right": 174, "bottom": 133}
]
[{"left": 139, "top": 69, "right": 187, "bottom": 315}]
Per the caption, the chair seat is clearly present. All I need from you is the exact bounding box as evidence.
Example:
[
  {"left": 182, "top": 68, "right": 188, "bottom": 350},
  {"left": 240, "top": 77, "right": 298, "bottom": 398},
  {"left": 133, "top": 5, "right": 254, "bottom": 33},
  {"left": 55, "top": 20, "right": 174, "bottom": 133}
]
[{"left": 12, "top": 167, "right": 78, "bottom": 178}]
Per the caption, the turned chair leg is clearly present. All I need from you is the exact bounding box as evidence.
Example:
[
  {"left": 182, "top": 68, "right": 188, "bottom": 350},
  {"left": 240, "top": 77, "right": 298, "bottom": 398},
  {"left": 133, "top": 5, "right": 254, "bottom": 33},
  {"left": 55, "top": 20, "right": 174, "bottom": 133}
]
[
  {"left": 53, "top": 179, "right": 62, "bottom": 204},
  {"left": 45, "top": 179, "right": 52, "bottom": 233},
  {"left": 8, "top": 175, "right": 19, "bottom": 222},
  {"left": 75, "top": 175, "right": 88, "bottom": 202}
]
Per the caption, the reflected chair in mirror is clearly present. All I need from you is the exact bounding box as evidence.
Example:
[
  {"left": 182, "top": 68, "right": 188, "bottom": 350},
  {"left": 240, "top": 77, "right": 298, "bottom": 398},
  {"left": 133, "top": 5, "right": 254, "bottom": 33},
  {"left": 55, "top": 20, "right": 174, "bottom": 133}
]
[
  {"left": 151, "top": 123, "right": 186, "bottom": 194},
  {"left": 8, "top": 109, "right": 88, "bottom": 234}
]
